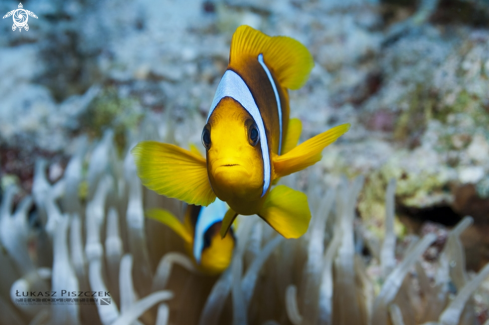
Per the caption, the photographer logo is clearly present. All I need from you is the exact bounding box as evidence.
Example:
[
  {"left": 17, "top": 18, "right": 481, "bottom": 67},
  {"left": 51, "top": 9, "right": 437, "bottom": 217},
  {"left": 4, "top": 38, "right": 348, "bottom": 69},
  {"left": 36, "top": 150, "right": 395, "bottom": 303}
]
[{"left": 3, "top": 3, "right": 38, "bottom": 32}]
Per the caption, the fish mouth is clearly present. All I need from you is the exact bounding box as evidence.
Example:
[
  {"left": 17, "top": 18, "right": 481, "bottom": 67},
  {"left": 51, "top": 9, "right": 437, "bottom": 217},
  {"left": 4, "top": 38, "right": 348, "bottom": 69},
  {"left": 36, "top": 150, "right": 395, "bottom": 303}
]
[
  {"left": 213, "top": 162, "right": 248, "bottom": 177},
  {"left": 212, "top": 160, "right": 247, "bottom": 177}
]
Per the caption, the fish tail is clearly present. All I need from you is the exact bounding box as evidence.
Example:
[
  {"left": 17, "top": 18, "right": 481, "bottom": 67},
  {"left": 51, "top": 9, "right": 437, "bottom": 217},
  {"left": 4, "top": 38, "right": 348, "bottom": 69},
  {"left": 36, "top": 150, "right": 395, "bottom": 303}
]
[
  {"left": 230, "top": 25, "right": 314, "bottom": 90},
  {"left": 257, "top": 185, "right": 311, "bottom": 239}
]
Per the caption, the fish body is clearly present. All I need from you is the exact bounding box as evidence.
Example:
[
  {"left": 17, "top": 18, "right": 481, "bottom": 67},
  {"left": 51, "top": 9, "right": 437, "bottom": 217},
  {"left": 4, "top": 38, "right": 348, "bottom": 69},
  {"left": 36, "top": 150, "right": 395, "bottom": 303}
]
[
  {"left": 146, "top": 198, "right": 235, "bottom": 275},
  {"left": 205, "top": 51, "right": 288, "bottom": 214},
  {"left": 133, "top": 25, "right": 350, "bottom": 239}
]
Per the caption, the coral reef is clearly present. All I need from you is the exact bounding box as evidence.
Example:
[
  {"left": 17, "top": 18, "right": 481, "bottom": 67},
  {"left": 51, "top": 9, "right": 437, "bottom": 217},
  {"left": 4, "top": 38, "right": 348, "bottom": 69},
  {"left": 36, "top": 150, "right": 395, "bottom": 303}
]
[{"left": 0, "top": 131, "right": 488, "bottom": 325}]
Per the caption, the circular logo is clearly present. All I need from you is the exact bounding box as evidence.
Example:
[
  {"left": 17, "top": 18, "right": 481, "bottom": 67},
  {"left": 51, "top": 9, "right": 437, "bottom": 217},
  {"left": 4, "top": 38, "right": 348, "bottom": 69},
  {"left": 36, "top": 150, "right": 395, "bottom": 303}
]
[
  {"left": 13, "top": 9, "right": 28, "bottom": 27},
  {"left": 3, "top": 3, "right": 37, "bottom": 32}
]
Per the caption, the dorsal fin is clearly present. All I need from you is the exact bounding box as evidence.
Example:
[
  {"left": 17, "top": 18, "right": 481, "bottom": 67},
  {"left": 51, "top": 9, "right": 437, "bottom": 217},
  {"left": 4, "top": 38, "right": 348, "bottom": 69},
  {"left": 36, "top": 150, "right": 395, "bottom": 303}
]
[{"left": 229, "top": 25, "right": 314, "bottom": 90}]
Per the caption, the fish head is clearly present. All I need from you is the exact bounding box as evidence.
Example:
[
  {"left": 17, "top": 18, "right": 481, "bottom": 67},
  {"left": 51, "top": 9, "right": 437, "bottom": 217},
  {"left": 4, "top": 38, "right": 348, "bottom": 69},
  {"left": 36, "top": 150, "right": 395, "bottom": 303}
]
[
  {"left": 198, "top": 222, "right": 235, "bottom": 274},
  {"left": 203, "top": 97, "right": 264, "bottom": 202}
]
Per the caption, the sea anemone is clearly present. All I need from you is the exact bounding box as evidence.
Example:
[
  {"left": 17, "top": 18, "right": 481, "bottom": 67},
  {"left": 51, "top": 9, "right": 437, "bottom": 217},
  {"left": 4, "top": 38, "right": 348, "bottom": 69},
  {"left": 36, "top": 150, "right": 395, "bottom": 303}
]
[{"left": 0, "top": 127, "right": 488, "bottom": 325}]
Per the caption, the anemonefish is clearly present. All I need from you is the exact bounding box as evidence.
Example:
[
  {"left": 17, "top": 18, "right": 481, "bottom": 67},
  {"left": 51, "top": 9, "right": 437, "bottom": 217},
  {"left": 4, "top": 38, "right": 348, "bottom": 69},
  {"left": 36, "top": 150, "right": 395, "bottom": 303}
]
[
  {"left": 132, "top": 25, "right": 350, "bottom": 239},
  {"left": 146, "top": 198, "right": 235, "bottom": 275}
]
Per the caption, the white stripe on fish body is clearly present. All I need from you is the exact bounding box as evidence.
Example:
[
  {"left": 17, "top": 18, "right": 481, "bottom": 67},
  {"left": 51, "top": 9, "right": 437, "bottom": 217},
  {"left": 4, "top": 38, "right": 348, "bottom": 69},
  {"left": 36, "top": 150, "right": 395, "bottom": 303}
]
[
  {"left": 193, "top": 198, "right": 229, "bottom": 263},
  {"left": 207, "top": 70, "right": 271, "bottom": 197},
  {"left": 257, "top": 54, "right": 282, "bottom": 154}
]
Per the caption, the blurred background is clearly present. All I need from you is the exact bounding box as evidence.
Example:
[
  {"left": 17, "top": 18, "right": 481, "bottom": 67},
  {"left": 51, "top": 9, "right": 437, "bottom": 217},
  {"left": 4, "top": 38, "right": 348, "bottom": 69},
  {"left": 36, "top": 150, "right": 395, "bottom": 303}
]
[{"left": 2, "top": 0, "right": 489, "bottom": 324}]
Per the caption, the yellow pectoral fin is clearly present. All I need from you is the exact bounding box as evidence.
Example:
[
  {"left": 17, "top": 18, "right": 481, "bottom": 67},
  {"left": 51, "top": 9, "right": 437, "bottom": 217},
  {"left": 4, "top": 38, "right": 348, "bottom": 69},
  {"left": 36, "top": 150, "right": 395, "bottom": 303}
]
[
  {"left": 132, "top": 141, "right": 216, "bottom": 206},
  {"left": 146, "top": 209, "right": 192, "bottom": 244},
  {"left": 282, "top": 118, "right": 302, "bottom": 155},
  {"left": 189, "top": 143, "right": 204, "bottom": 159},
  {"left": 258, "top": 185, "right": 311, "bottom": 239},
  {"left": 220, "top": 208, "right": 238, "bottom": 239},
  {"left": 273, "top": 123, "right": 350, "bottom": 178}
]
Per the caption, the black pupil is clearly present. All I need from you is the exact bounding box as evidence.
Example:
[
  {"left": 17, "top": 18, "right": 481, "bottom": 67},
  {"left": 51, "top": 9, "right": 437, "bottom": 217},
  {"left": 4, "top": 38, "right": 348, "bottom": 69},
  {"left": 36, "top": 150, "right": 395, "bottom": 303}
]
[
  {"left": 203, "top": 129, "right": 210, "bottom": 145},
  {"left": 250, "top": 127, "right": 258, "bottom": 142},
  {"left": 203, "top": 229, "right": 212, "bottom": 248}
]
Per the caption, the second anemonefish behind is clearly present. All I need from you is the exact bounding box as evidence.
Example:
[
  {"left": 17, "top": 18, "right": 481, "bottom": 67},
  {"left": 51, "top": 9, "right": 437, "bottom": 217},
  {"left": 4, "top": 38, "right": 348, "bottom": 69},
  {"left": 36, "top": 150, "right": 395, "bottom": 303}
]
[
  {"left": 133, "top": 25, "right": 350, "bottom": 239},
  {"left": 147, "top": 198, "right": 235, "bottom": 275}
]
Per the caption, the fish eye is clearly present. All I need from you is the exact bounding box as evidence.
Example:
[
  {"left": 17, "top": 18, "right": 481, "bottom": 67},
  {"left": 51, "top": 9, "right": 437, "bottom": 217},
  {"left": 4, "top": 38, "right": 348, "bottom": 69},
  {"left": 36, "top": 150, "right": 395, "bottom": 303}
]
[
  {"left": 201, "top": 124, "right": 211, "bottom": 150},
  {"left": 202, "top": 225, "right": 215, "bottom": 250},
  {"left": 245, "top": 119, "right": 259, "bottom": 146},
  {"left": 203, "top": 233, "right": 211, "bottom": 249}
]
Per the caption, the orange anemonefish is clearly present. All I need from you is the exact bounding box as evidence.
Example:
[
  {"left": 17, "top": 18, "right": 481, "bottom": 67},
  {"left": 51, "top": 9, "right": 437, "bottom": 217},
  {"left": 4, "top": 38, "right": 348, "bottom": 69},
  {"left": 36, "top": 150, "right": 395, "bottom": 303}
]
[
  {"left": 132, "top": 25, "right": 350, "bottom": 239},
  {"left": 146, "top": 198, "right": 235, "bottom": 275}
]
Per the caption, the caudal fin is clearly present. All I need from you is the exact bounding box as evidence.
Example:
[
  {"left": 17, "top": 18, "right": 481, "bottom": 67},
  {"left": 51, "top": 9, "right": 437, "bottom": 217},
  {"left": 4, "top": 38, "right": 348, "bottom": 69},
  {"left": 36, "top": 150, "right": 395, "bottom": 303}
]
[
  {"left": 273, "top": 124, "right": 350, "bottom": 179},
  {"left": 230, "top": 25, "right": 314, "bottom": 90},
  {"left": 258, "top": 185, "right": 311, "bottom": 239}
]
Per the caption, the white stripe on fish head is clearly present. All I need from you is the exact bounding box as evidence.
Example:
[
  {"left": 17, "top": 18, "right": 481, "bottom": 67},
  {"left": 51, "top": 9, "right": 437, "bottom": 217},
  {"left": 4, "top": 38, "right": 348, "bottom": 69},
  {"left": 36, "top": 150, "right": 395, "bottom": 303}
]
[
  {"left": 193, "top": 198, "right": 229, "bottom": 263},
  {"left": 207, "top": 70, "right": 271, "bottom": 197}
]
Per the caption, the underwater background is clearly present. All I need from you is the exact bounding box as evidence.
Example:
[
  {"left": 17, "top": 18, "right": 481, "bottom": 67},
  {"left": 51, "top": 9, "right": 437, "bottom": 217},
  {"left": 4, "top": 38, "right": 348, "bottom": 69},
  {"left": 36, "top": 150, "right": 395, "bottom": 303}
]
[{"left": 1, "top": 0, "right": 489, "bottom": 324}]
